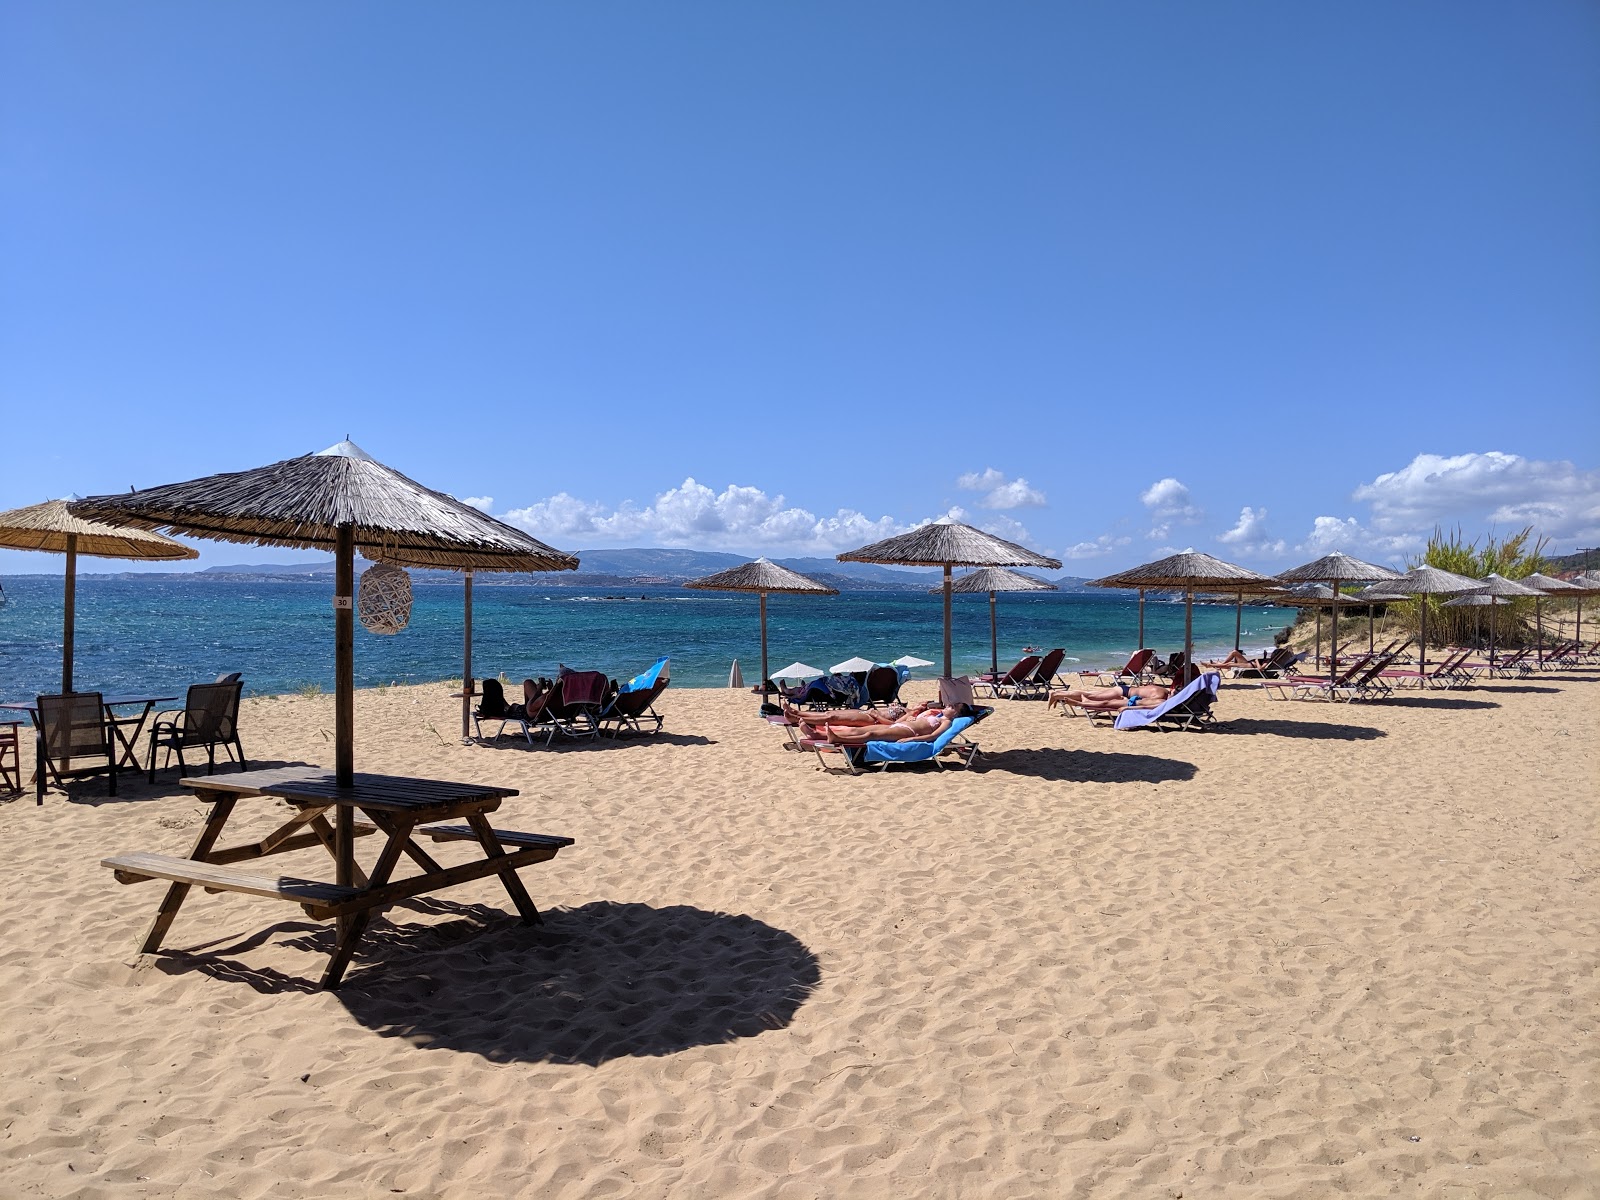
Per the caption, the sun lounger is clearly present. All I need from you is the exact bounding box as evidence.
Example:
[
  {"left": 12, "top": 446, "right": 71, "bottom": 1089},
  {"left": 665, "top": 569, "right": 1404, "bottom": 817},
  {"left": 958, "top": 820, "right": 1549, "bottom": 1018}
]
[
  {"left": 1381, "top": 647, "right": 1476, "bottom": 690},
  {"left": 810, "top": 707, "right": 992, "bottom": 774},
  {"left": 551, "top": 670, "right": 609, "bottom": 739},
  {"left": 1113, "top": 673, "right": 1221, "bottom": 731},
  {"left": 1264, "top": 654, "right": 1377, "bottom": 701},
  {"left": 973, "top": 655, "right": 1041, "bottom": 699},
  {"left": 1012, "top": 649, "right": 1066, "bottom": 700},
  {"left": 600, "top": 656, "right": 670, "bottom": 736},
  {"left": 864, "top": 665, "right": 905, "bottom": 708},
  {"left": 1079, "top": 648, "right": 1155, "bottom": 687}
]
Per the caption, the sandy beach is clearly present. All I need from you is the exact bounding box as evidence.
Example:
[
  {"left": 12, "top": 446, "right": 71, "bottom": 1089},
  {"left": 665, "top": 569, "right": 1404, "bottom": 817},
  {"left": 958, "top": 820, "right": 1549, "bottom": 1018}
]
[{"left": 2, "top": 670, "right": 1596, "bottom": 1198}]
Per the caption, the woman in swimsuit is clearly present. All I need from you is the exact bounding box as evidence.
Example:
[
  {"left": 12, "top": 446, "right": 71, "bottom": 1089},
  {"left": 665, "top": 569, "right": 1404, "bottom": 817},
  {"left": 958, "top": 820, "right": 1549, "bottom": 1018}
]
[
  {"left": 1047, "top": 683, "right": 1170, "bottom": 712},
  {"left": 804, "top": 703, "right": 970, "bottom": 745}
]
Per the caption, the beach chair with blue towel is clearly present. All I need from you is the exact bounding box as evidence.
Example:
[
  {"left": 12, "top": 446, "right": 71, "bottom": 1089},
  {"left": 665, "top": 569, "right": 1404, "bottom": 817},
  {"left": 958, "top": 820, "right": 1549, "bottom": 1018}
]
[
  {"left": 601, "top": 656, "right": 671, "bottom": 737},
  {"left": 811, "top": 707, "right": 992, "bottom": 774},
  {"left": 1113, "top": 672, "right": 1221, "bottom": 732}
]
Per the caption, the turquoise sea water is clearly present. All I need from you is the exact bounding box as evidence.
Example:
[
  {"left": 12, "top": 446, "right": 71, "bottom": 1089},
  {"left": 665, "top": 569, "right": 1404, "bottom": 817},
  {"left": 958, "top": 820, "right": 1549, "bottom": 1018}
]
[{"left": 0, "top": 575, "right": 1293, "bottom": 698}]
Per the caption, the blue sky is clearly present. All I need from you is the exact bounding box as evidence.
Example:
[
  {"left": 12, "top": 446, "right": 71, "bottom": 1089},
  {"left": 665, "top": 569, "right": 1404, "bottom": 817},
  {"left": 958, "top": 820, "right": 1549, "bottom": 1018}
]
[{"left": 3, "top": 2, "right": 1597, "bottom": 575}]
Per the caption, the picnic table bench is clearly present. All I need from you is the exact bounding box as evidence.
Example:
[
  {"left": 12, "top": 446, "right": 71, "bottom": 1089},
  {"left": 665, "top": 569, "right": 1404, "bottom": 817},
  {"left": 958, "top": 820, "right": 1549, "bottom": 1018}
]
[{"left": 102, "top": 766, "right": 574, "bottom": 990}]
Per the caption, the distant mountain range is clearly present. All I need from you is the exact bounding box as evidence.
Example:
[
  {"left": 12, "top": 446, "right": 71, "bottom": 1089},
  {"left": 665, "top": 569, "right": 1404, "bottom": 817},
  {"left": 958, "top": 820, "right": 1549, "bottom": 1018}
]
[{"left": 63, "top": 548, "right": 1095, "bottom": 591}]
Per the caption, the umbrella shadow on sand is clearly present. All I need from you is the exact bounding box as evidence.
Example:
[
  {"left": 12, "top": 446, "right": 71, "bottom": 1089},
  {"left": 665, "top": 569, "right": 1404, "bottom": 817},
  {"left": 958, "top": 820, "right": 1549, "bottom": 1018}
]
[
  {"left": 1219, "top": 718, "right": 1387, "bottom": 742},
  {"left": 334, "top": 900, "right": 822, "bottom": 1065},
  {"left": 1379, "top": 696, "right": 1502, "bottom": 711},
  {"left": 978, "top": 747, "right": 1197, "bottom": 784},
  {"left": 151, "top": 901, "right": 821, "bottom": 1067},
  {"left": 471, "top": 733, "right": 716, "bottom": 753}
]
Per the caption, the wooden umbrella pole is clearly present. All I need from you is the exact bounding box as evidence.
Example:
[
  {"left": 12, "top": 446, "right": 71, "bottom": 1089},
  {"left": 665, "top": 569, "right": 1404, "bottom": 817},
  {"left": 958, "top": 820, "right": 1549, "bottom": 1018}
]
[
  {"left": 333, "top": 524, "right": 355, "bottom": 938},
  {"left": 1315, "top": 607, "right": 1323, "bottom": 669},
  {"left": 1419, "top": 598, "right": 1428, "bottom": 673},
  {"left": 1234, "top": 592, "right": 1242, "bottom": 651},
  {"left": 1183, "top": 589, "right": 1194, "bottom": 680},
  {"left": 1327, "top": 580, "right": 1338, "bottom": 685},
  {"left": 62, "top": 533, "right": 77, "bottom": 694},
  {"left": 759, "top": 592, "right": 769, "bottom": 696},
  {"left": 1137, "top": 589, "right": 1145, "bottom": 649},
  {"left": 335, "top": 525, "right": 355, "bottom": 788},
  {"left": 943, "top": 565, "right": 952, "bottom": 679},
  {"left": 1535, "top": 599, "right": 1543, "bottom": 665},
  {"left": 989, "top": 591, "right": 998, "bottom": 678},
  {"left": 461, "top": 570, "right": 473, "bottom": 740}
]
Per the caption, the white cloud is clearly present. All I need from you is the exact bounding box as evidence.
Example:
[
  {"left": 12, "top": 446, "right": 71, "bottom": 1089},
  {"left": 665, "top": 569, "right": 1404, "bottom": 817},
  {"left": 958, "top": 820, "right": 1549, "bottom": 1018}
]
[
  {"left": 1140, "top": 477, "right": 1202, "bottom": 538},
  {"left": 497, "top": 479, "right": 1057, "bottom": 556},
  {"left": 1295, "top": 515, "right": 1423, "bottom": 560},
  {"left": 1064, "top": 533, "right": 1132, "bottom": 560},
  {"left": 956, "top": 467, "right": 1046, "bottom": 510},
  {"left": 1353, "top": 452, "right": 1600, "bottom": 545},
  {"left": 502, "top": 478, "right": 908, "bottom": 554},
  {"left": 461, "top": 495, "right": 493, "bottom": 511},
  {"left": 1216, "top": 505, "right": 1286, "bottom": 557}
]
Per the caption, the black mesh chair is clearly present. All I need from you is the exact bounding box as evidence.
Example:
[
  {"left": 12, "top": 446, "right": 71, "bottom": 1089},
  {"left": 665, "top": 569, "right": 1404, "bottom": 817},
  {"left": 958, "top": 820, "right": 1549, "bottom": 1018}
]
[
  {"left": 35, "top": 692, "right": 116, "bottom": 804},
  {"left": 147, "top": 680, "right": 247, "bottom": 781}
]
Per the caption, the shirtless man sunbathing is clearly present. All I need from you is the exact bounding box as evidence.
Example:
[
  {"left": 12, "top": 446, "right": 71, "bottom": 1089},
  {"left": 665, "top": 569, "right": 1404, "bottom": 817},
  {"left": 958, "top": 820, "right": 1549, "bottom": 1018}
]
[
  {"left": 791, "top": 702, "right": 971, "bottom": 745},
  {"left": 1047, "top": 683, "right": 1171, "bottom": 712}
]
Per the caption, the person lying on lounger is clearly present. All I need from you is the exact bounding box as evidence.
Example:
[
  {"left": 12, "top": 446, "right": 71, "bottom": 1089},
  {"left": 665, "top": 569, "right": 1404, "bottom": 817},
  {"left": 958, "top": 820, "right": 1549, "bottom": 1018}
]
[
  {"left": 1200, "top": 649, "right": 1254, "bottom": 669},
  {"left": 798, "top": 703, "right": 971, "bottom": 745},
  {"left": 1047, "top": 682, "right": 1171, "bottom": 712},
  {"left": 780, "top": 699, "right": 934, "bottom": 728}
]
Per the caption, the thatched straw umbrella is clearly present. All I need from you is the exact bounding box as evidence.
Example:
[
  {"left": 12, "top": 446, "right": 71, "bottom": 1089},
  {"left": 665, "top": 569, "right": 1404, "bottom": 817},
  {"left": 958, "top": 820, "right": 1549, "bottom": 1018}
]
[
  {"left": 1275, "top": 552, "right": 1400, "bottom": 683},
  {"left": 1518, "top": 572, "right": 1581, "bottom": 664},
  {"left": 1389, "top": 564, "right": 1482, "bottom": 672},
  {"left": 1088, "top": 552, "right": 1274, "bottom": 676},
  {"left": 0, "top": 497, "right": 197, "bottom": 692},
  {"left": 1457, "top": 573, "right": 1542, "bottom": 672},
  {"left": 931, "top": 567, "right": 1056, "bottom": 678},
  {"left": 71, "top": 440, "right": 578, "bottom": 788},
  {"left": 838, "top": 520, "right": 1060, "bottom": 678},
  {"left": 684, "top": 558, "right": 837, "bottom": 695}
]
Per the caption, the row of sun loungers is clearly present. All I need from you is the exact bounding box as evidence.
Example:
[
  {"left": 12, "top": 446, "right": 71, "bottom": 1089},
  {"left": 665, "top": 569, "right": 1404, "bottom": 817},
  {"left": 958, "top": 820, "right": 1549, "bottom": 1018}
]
[{"left": 474, "top": 657, "right": 671, "bottom": 745}]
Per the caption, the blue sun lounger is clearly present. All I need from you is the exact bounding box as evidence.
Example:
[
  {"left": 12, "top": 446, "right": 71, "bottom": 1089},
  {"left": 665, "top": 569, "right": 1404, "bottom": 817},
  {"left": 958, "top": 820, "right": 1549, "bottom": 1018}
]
[
  {"left": 1113, "top": 672, "right": 1221, "bottom": 731},
  {"left": 810, "top": 708, "right": 991, "bottom": 774}
]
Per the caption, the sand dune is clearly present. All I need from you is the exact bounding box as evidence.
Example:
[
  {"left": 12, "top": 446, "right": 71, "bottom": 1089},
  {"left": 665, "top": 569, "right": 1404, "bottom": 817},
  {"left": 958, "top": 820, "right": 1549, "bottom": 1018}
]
[{"left": 1, "top": 671, "right": 1595, "bottom": 1197}]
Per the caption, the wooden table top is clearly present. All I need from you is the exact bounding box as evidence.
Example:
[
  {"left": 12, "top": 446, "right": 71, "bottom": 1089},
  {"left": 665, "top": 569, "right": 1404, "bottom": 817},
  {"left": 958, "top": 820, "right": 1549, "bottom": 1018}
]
[
  {"left": 0, "top": 694, "right": 178, "bottom": 713},
  {"left": 180, "top": 766, "right": 518, "bottom": 812}
]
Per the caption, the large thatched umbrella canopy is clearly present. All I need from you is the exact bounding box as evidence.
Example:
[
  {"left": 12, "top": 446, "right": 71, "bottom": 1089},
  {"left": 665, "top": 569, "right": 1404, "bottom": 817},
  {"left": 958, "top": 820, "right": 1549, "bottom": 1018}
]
[
  {"left": 0, "top": 497, "right": 198, "bottom": 692},
  {"left": 932, "top": 567, "right": 1057, "bottom": 678},
  {"left": 838, "top": 519, "right": 1060, "bottom": 678},
  {"left": 1089, "top": 551, "right": 1274, "bottom": 677},
  {"left": 71, "top": 440, "right": 578, "bottom": 782},
  {"left": 683, "top": 558, "right": 837, "bottom": 696},
  {"left": 1388, "top": 564, "right": 1482, "bottom": 670},
  {"left": 1275, "top": 551, "right": 1401, "bottom": 681}
]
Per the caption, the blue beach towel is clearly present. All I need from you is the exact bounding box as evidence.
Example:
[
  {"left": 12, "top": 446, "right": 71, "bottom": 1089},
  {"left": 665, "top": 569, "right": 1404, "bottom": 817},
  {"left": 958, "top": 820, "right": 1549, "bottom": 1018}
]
[
  {"left": 1114, "top": 672, "right": 1220, "bottom": 731},
  {"left": 861, "top": 716, "right": 974, "bottom": 764}
]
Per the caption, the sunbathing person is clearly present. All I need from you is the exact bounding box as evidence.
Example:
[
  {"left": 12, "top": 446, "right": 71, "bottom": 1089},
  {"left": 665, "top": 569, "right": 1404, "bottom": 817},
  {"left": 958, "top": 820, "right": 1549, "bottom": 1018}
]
[
  {"left": 803, "top": 703, "right": 970, "bottom": 745},
  {"left": 781, "top": 699, "right": 938, "bottom": 729},
  {"left": 1047, "top": 682, "right": 1171, "bottom": 712},
  {"left": 1200, "top": 649, "right": 1255, "bottom": 669}
]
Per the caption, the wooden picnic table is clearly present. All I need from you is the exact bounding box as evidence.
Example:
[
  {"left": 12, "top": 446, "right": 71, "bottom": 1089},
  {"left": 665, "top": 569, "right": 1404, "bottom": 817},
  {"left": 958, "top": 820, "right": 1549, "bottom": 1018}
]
[{"left": 102, "top": 765, "right": 574, "bottom": 990}]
